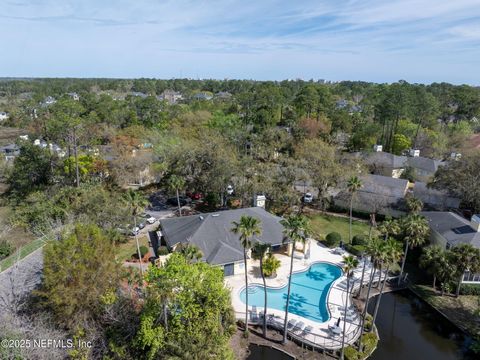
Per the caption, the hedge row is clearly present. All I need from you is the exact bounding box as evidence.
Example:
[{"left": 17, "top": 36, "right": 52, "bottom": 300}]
[{"left": 460, "top": 284, "right": 480, "bottom": 296}]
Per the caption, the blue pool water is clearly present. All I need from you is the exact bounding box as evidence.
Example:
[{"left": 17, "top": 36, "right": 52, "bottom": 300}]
[{"left": 240, "top": 262, "right": 342, "bottom": 323}]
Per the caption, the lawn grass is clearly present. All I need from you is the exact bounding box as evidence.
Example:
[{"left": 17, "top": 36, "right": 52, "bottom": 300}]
[
  {"left": 307, "top": 213, "right": 372, "bottom": 243},
  {"left": 411, "top": 284, "right": 480, "bottom": 335},
  {"left": 116, "top": 234, "right": 150, "bottom": 262},
  {"left": 0, "top": 237, "right": 47, "bottom": 271}
]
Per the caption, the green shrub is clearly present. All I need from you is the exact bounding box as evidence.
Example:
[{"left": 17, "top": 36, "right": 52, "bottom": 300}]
[
  {"left": 361, "top": 332, "right": 378, "bottom": 354},
  {"left": 459, "top": 284, "right": 480, "bottom": 296},
  {"left": 157, "top": 246, "right": 169, "bottom": 256},
  {"left": 364, "top": 314, "right": 373, "bottom": 331},
  {"left": 263, "top": 253, "right": 281, "bottom": 277},
  {"left": 139, "top": 245, "right": 149, "bottom": 257},
  {"left": 345, "top": 244, "right": 365, "bottom": 256},
  {"left": 344, "top": 346, "right": 361, "bottom": 360},
  {"left": 344, "top": 332, "right": 378, "bottom": 359},
  {"left": 325, "top": 232, "right": 342, "bottom": 247},
  {"left": 0, "top": 240, "right": 13, "bottom": 260},
  {"left": 352, "top": 234, "right": 367, "bottom": 246}
]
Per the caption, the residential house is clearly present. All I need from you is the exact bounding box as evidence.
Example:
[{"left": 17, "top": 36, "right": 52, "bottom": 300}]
[
  {"left": 335, "top": 99, "right": 349, "bottom": 109},
  {"left": 363, "top": 151, "right": 407, "bottom": 178},
  {"left": 363, "top": 147, "right": 443, "bottom": 181},
  {"left": 129, "top": 91, "right": 148, "bottom": 99},
  {"left": 421, "top": 212, "right": 480, "bottom": 284},
  {"left": 41, "top": 96, "right": 56, "bottom": 107},
  {"left": 158, "top": 207, "right": 286, "bottom": 276},
  {"left": 192, "top": 92, "right": 213, "bottom": 101},
  {"left": 67, "top": 92, "right": 80, "bottom": 101},
  {"left": 215, "top": 91, "right": 233, "bottom": 100},
  {"left": 406, "top": 156, "right": 444, "bottom": 182},
  {"left": 413, "top": 182, "right": 460, "bottom": 210},
  {"left": 333, "top": 174, "right": 409, "bottom": 217},
  {"left": 0, "top": 144, "right": 20, "bottom": 162},
  {"left": 157, "top": 89, "right": 183, "bottom": 104}
]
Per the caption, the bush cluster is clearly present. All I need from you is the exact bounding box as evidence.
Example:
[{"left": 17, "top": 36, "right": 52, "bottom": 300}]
[
  {"left": 345, "top": 244, "right": 366, "bottom": 256},
  {"left": 352, "top": 234, "right": 367, "bottom": 246},
  {"left": 0, "top": 240, "right": 13, "bottom": 260},
  {"left": 157, "top": 246, "right": 169, "bottom": 256},
  {"left": 459, "top": 284, "right": 480, "bottom": 296},
  {"left": 344, "top": 332, "right": 378, "bottom": 360},
  {"left": 325, "top": 232, "right": 342, "bottom": 247},
  {"left": 139, "top": 245, "right": 149, "bottom": 257}
]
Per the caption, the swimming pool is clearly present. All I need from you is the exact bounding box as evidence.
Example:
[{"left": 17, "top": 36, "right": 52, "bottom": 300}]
[{"left": 239, "top": 262, "right": 342, "bottom": 323}]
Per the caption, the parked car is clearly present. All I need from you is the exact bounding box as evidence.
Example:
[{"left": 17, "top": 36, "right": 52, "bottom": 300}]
[
  {"left": 167, "top": 196, "right": 192, "bottom": 206},
  {"left": 130, "top": 227, "right": 140, "bottom": 236},
  {"left": 146, "top": 216, "right": 156, "bottom": 224},
  {"left": 226, "top": 185, "right": 234, "bottom": 195},
  {"left": 138, "top": 222, "right": 145, "bottom": 230},
  {"left": 186, "top": 191, "right": 204, "bottom": 200},
  {"left": 140, "top": 212, "right": 150, "bottom": 218},
  {"left": 302, "top": 192, "right": 313, "bottom": 203}
]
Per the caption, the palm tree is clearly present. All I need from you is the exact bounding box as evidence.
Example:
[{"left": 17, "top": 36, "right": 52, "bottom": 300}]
[
  {"left": 178, "top": 243, "right": 203, "bottom": 263},
  {"left": 280, "top": 214, "right": 310, "bottom": 344},
  {"left": 451, "top": 244, "right": 480, "bottom": 297},
  {"left": 251, "top": 242, "right": 271, "bottom": 338},
  {"left": 398, "top": 214, "right": 430, "bottom": 285},
  {"left": 123, "top": 189, "right": 148, "bottom": 279},
  {"left": 357, "top": 237, "right": 382, "bottom": 351},
  {"left": 168, "top": 175, "right": 186, "bottom": 216},
  {"left": 347, "top": 176, "right": 363, "bottom": 243},
  {"left": 437, "top": 252, "right": 457, "bottom": 296},
  {"left": 340, "top": 255, "right": 359, "bottom": 360},
  {"left": 231, "top": 215, "right": 262, "bottom": 335},
  {"left": 405, "top": 196, "right": 423, "bottom": 214},
  {"left": 371, "top": 238, "right": 402, "bottom": 325},
  {"left": 419, "top": 246, "right": 444, "bottom": 290},
  {"left": 377, "top": 218, "right": 401, "bottom": 241}
]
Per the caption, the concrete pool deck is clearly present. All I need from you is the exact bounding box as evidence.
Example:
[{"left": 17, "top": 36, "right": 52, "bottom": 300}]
[{"left": 225, "top": 241, "right": 380, "bottom": 350}]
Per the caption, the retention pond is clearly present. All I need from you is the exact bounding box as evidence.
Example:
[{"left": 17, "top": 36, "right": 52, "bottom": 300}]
[{"left": 369, "top": 290, "right": 472, "bottom": 360}]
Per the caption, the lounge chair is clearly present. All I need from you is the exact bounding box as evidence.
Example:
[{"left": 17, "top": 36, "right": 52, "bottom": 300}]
[
  {"left": 287, "top": 319, "right": 298, "bottom": 329},
  {"left": 328, "top": 324, "right": 342, "bottom": 336},
  {"left": 293, "top": 321, "right": 305, "bottom": 333},
  {"left": 250, "top": 306, "right": 259, "bottom": 322},
  {"left": 302, "top": 325, "right": 313, "bottom": 336}
]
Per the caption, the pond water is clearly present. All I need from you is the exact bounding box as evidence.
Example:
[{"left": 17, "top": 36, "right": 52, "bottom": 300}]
[
  {"left": 369, "top": 290, "right": 472, "bottom": 360},
  {"left": 246, "top": 344, "right": 294, "bottom": 360}
]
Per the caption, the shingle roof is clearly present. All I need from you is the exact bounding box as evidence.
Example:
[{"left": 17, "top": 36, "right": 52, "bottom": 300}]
[
  {"left": 421, "top": 211, "right": 480, "bottom": 248},
  {"left": 159, "top": 207, "right": 285, "bottom": 265},
  {"left": 364, "top": 152, "right": 407, "bottom": 169},
  {"left": 407, "top": 157, "right": 443, "bottom": 173},
  {"left": 413, "top": 182, "right": 460, "bottom": 209},
  {"left": 333, "top": 174, "right": 408, "bottom": 215},
  {"left": 361, "top": 174, "right": 409, "bottom": 198}
]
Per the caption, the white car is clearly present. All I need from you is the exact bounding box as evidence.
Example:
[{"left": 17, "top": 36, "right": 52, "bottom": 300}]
[
  {"left": 146, "top": 216, "right": 156, "bottom": 224},
  {"left": 302, "top": 192, "right": 313, "bottom": 203},
  {"left": 130, "top": 227, "right": 140, "bottom": 236},
  {"left": 227, "top": 185, "right": 234, "bottom": 195}
]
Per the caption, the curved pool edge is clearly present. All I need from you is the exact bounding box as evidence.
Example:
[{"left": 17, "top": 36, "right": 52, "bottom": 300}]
[
  {"left": 237, "top": 260, "right": 343, "bottom": 324},
  {"left": 226, "top": 245, "right": 363, "bottom": 350}
]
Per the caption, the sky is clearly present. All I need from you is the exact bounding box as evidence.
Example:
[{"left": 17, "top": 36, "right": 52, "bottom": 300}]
[{"left": 1, "top": 0, "right": 480, "bottom": 84}]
